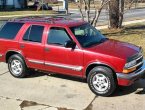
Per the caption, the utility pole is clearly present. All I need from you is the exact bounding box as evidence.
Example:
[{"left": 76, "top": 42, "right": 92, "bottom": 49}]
[{"left": 63, "top": 0, "right": 68, "bottom": 15}]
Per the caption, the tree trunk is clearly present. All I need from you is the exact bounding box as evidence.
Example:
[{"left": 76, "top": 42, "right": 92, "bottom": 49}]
[
  {"left": 118, "top": 0, "right": 124, "bottom": 28},
  {"left": 109, "top": 0, "right": 119, "bottom": 29},
  {"left": 24, "top": 0, "right": 28, "bottom": 8}
]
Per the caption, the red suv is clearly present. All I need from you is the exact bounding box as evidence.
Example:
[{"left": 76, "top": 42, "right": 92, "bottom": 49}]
[{"left": 0, "top": 17, "right": 144, "bottom": 96}]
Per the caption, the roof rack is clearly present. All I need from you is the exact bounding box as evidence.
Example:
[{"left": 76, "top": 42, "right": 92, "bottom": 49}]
[{"left": 9, "top": 16, "right": 71, "bottom": 24}]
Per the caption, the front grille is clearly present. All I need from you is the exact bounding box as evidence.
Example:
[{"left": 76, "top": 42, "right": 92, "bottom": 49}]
[
  {"left": 136, "top": 55, "right": 143, "bottom": 70},
  {"left": 127, "top": 49, "right": 144, "bottom": 70},
  {"left": 136, "top": 56, "right": 143, "bottom": 64}
]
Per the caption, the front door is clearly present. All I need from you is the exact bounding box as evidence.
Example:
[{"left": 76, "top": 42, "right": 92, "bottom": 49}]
[{"left": 44, "top": 27, "right": 83, "bottom": 77}]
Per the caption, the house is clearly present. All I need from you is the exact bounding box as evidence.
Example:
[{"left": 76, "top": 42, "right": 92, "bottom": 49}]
[{"left": 0, "top": 0, "right": 27, "bottom": 9}]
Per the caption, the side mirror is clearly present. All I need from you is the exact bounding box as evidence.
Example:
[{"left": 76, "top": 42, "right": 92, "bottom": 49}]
[{"left": 64, "top": 40, "right": 76, "bottom": 49}]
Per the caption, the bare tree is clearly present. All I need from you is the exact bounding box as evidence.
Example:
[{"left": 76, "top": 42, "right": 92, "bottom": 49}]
[
  {"left": 118, "top": 0, "right": 140, "bottom": 28},
  {"left": 91, "top": 0, "right": 109, "bottom": 27},
  {"left": 75, "top": 0, "right": 84, "bottom": 21},
  {"left": 75, "top": 0, "right": 109, "bottom": 27}
]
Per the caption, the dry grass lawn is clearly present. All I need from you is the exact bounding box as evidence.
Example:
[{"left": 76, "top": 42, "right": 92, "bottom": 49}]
[{"left": 0, "top": 10, "right": 57, "bottom": 16}]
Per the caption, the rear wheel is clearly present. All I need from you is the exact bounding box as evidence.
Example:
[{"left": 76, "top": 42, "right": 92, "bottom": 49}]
[
  {"left": 8, "top": 54, "right": 28, "bottom": 78},
  {"left": 87, "top": 66, "right": 116, "bottom": 96}
]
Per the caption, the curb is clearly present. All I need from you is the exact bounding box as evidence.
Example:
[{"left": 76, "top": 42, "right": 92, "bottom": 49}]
[
  {"left": 0, "top": 13, "right": 64, "bottom": 18},
  {"left": 96, "top": 19, "right": 145, "bottom": 30}
]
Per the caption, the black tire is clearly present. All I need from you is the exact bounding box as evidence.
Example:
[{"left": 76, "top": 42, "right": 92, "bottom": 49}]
[
  {"left": 87, "top": 66, "right": 116, "bottom": 97},
  {"left": 8, "top": 54, "right": 28, "bottom": 78}
]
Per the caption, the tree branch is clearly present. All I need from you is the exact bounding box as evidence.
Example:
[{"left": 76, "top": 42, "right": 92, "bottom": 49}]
[
  {"left": 92, "top": 0, "right": 110, "bottom": 27},
  {"left": 74, "top": 0, "right": 84, "bottom": 21}
]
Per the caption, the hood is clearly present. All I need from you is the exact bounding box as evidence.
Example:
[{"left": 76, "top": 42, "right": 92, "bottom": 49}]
[{"left": 85, "top": 39, "right": 140, "bottom": 60}]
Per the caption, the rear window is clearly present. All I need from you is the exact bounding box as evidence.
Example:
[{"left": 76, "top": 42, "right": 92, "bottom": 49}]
[
  {"left": 23, "top": 25, "right": 44, "bottom": 43},
  {"left": 0, "top": 22, "right": 24, "bottom": 39}
]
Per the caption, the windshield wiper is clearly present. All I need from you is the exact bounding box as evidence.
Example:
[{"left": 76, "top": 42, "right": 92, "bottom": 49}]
[
  {"left": 100, "top": 38, "right": 108, "bottom": 43},
  {"left": 84, "top": 38, "right": 108, "bottom": 48}
]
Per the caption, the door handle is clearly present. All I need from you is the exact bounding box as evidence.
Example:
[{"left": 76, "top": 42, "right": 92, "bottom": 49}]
[
  {"left": 45, "top": 47, "right": 50, "bottom": 52},
  {"left": 20, "top": 44, "right": 25, "bottom": 48}
]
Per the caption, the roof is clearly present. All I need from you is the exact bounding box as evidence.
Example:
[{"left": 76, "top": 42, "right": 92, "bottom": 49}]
[{"left": 10, "top": 16, "right": 86, "bottom": 27}]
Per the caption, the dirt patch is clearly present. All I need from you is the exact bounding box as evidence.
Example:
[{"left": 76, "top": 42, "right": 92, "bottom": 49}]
[
  {"left": 84, "top": 103, "right": 93, "bottom": 110},
  {"left": 65, "top": 94, "right": 76, "bottom": 99},
  {"left": 0, "top": 71, "right": 9, "bottom": 76},
  {"left": 20, "top": 100, "right": 39, "bottom": 108},
  {"left": 84, "top": 96, "right": 97, "bottom": 110},
  {"left": 57, "top": 108, "right": 73, "bottom": 110}
]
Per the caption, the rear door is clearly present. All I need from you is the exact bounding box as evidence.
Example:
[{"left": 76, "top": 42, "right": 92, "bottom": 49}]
[
  {"left": 0, "top": 22, "right": 24, "bottom": 62},
  {"left": 19, "top": 24, "right": 47, "bottom": 70}
]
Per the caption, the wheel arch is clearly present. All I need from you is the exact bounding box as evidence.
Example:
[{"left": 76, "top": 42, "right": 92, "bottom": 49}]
[
  {"left": 5, "top": 50, "right": 25, "bottom": 63},
  {"left": 85, "top": 62, "right": 117, "bottom": 80}
]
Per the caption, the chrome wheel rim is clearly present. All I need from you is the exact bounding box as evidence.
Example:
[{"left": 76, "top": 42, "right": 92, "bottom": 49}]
[
  {"left": 92, "top": 73, "right": 109, "bottom": 92},
  {"left": 10, "top": 59, "right": 22, "bottom": 75}
]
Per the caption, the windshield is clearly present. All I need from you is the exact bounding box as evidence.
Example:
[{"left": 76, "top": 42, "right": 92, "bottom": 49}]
[
  {"left": 0, "top": 20, "right": 6, "bottom": 30},
  {"left": 70, "top": 23, "right": 108, "bottom": 48}
]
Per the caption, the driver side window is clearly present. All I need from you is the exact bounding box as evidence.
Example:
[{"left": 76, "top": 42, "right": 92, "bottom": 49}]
[{"left": 47, "top": 27, "right": 71, "bottom": 46}]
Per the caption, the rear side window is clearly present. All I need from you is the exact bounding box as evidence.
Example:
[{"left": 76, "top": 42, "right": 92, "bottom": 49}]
[
  {"left": 0, "top": 22, "right": 24, "bottom": 39},
  {"left": 23, "top": 25, "right": 44, "bottom": 43},
  {"left": 47, "top": 27, "right": 71, "bottom": 46}
]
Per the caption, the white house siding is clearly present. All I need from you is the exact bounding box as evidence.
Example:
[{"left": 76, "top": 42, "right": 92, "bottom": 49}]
[
  {"left": 6, "top": 0, "right": 13, "bottom": 6},
  {"left": 0, "top": 0, "right": 25, "bottom": 9},
  {"left": 5, "top": 0, "right": 14, "bottom": 8},
  {"left": 14, "top": 0, "right": 21, "bottom": 8}
]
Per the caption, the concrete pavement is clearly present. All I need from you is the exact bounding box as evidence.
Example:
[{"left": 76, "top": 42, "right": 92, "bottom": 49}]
[
  {"left": 0, "top": 63, "right": 95, "bottom": 110},
  {"left": 0, "top": 62, "right": 145, "bottom": 110}
]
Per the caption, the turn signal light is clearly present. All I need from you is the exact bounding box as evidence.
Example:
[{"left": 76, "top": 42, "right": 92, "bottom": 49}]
[{"left": 123, "top": 67, "right": 136, "bottom": 74}]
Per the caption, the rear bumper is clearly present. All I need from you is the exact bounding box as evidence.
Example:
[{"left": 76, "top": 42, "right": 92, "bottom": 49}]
[
  {"left": 0, "top": 53, "right": 4, "bottom": 62},
  {"left": 0, "top": 54, "right": 2, "bottom": 57},
  {"left": 117, "top": 60, "right": 145, "bottom": 86}
]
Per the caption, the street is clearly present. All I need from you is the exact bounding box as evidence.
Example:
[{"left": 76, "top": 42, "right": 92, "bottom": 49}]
[
  {"left": 0, "top": 62, "right": 145, "bottom": 110},
  {"left": 53, "top": 7, "right": 145, "bottom": 26}
]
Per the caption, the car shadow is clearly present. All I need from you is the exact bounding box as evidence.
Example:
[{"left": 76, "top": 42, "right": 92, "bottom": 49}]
[
  {"left": 26, "top": 71, "right": 145, "bottom": 96},
  {"left": 27, "top": 70, "right": 86, "bottom": 83},
  {"left": 112, "top": 78, "right": 145, "bottom": 97}
]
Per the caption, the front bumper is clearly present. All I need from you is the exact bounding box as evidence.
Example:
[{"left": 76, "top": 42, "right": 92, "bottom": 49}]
[{"left": 116, "top": 60, "right": 145, "bottom": 86}]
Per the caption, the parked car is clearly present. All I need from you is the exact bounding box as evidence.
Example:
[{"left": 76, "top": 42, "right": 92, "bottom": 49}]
[
  {"left": 28, "top": 2, "right": 53, "bottom": 10},
  {"left": 0, "top": 17, "right": 144, "bottom": 96}
]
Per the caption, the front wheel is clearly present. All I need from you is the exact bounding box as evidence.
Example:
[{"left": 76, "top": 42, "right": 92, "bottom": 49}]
[
  {"left": 87, "top": 66, "right": 116, "bottom": 96},
  {"left": 8, "top": 54, "right": 28, "bottom": 78}
]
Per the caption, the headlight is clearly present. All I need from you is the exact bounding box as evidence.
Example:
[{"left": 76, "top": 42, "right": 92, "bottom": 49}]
[
  {"left": 125, "top": 60, "right": 136, "bottom": 69},
  {"left": 123, "top": 60, "right": 137, "bottom": 74}
]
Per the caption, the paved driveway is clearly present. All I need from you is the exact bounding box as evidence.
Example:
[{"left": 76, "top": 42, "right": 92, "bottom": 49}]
[{"left": 0, "top": 62, "right": 145, "bottom": 110}]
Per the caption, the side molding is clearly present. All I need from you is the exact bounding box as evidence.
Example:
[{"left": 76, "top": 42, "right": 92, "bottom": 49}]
[
  {"left": 27, "top": 59, "right": 83, "bottom": 72},
  {"left": 28, "top": 59, "right": 44, "bottom": 64},
  {"left": 45, "top": 62, "right": 83, "bottom": 71}
]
